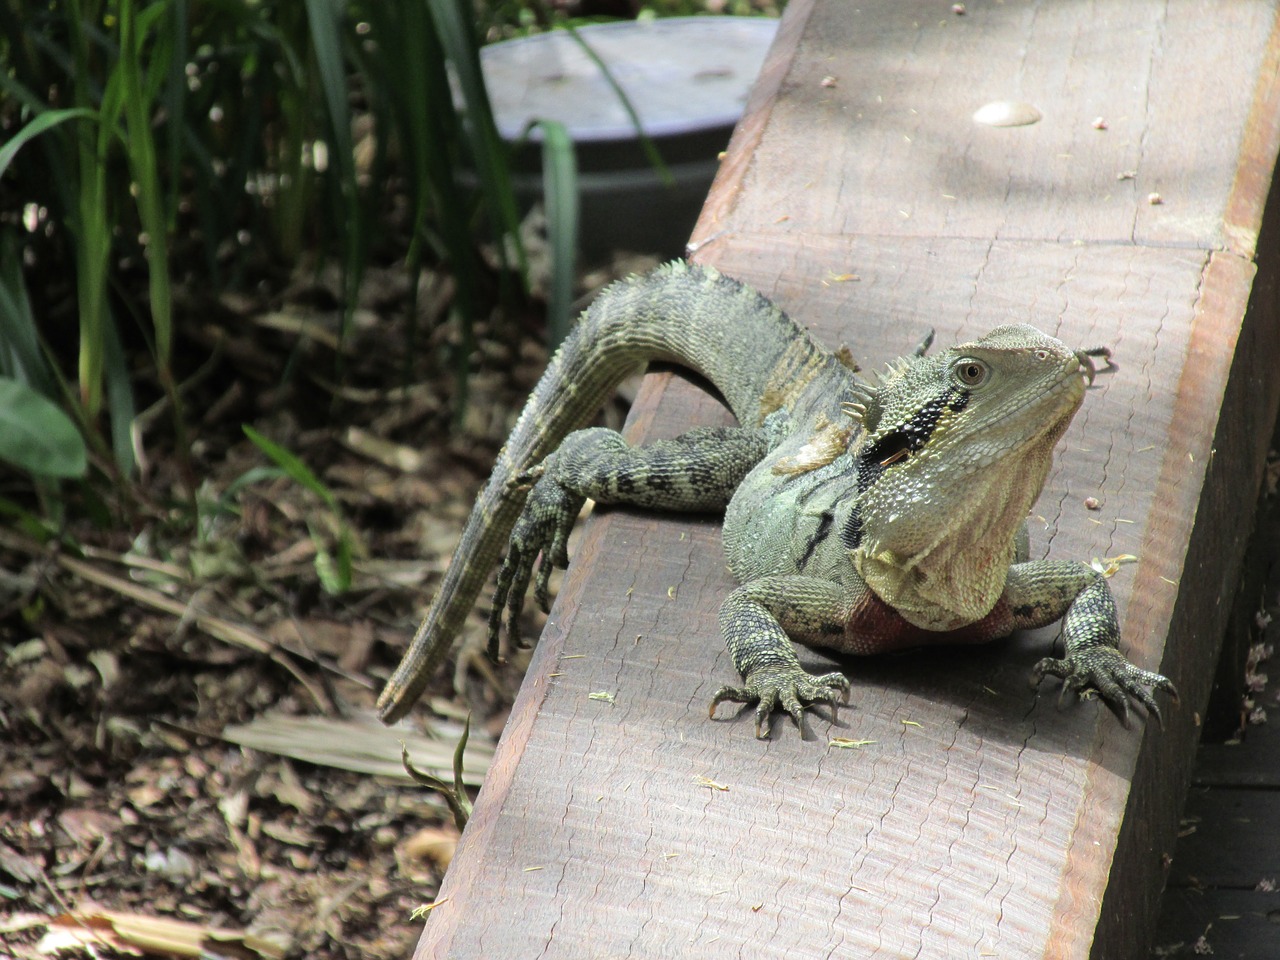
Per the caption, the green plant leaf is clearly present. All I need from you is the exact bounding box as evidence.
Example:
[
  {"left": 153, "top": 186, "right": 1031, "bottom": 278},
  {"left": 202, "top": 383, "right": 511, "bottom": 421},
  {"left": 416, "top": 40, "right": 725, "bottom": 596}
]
[
  {"left": 0, "top": 232, "right": 58, "bottom": 398},
  {"left": 313, "top": 524, "right": 354, "bottom": 595},
  {"left": 100, "top": 304, "right": 138, "bottom": 476},
  {"left": 0, "top": 378, "right": 88, "bottom": 478},
  {"left": 118, "top": 0, "right": 175, "bottom": 379},
  {"left": 427, "top": 0, "right": 527, "bottom": 280},
  {"left": 304, "top": 0, "right": 365, "bottom": 361},
  {"left": 0, "top": 108, "right": 96, "bottom": 180},
  {"left": 533, "top": 119, "right": 578, "bottom": 348},
  {"left": 0, "top": 495, "right": 60, "bottom": 543},
  {"left": 242, "top": 425, "right": 337, "bottom": 511},
  {"left": 562, "top": 24, "right": 672, "bottom": 186}
]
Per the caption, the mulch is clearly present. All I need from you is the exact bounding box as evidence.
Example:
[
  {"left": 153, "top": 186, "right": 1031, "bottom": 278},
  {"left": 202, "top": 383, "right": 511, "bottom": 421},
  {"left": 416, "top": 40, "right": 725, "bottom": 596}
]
[{"left": 0, "top": 255, "right": 649, "bottom": 959}]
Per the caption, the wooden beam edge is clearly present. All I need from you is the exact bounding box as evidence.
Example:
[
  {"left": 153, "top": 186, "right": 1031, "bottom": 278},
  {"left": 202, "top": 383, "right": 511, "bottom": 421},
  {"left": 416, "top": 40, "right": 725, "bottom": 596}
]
[
  {"left": 409, "top": 371, "right": 689, "bottom": 959},
  {"left": 1092, "top": 246, "right": 1280, "bottom": 957},
  {"left": 1223, "top": 6, "right": 1280, "bottom": 260},
  {"left": 688, "top": 0, "right": 814, "bottom": 255}
]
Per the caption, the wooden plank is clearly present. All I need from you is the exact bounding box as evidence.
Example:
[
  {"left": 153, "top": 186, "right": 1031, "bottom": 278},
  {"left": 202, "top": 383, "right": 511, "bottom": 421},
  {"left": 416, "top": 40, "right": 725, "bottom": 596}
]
[
  {"left": 1191, "top": 482, "right": 1280, "bottom": 786},
  {"left": 1156, "top": 775, "right": 1280, "bottom": 958},
  {"left": 1166, "top": 787, "right": 1280, "bottom": 889},
  {"left": 714, "top": 0, "right": 1277, "bottom": 253},
  {"left": 1152, "top": 450, "right": 1280, "bottom": 957},
  {"left": 1193, "top": 707, "right": 1280, "bottom": 791},
  {"left": 1199, "top": 398, "right": 1280, "bottom": 739},
  {"left": 410, "top": 1, "right": 1280, "bottom": 958},
  {"left": 1152, "top": 889, "right": 1280, "bottom": 959}
]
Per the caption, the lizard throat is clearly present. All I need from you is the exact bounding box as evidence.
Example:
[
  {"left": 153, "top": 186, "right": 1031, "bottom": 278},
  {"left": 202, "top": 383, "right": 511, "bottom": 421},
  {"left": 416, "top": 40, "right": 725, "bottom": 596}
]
[
  {"left": 848, "top": 381, "right": 1082, "bottom": 630},
  {"left": 842, "top": 390, "right": 970, "bottom": 550}
]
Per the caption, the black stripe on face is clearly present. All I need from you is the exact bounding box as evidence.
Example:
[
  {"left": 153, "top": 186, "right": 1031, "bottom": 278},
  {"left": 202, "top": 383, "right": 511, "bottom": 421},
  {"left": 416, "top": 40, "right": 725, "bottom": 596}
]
[
  {"left": 841, "top": 389, "right": 970, "bottom": 550},
  {"left": 841, "top": 510, "right": 864, "bottom": 550}
]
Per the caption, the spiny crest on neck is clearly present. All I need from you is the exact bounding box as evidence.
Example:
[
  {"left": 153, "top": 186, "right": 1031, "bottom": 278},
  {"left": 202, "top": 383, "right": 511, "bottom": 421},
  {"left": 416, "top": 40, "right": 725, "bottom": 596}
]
[{"left": 841, "top": 337, "right": 934, "bottom": 434}]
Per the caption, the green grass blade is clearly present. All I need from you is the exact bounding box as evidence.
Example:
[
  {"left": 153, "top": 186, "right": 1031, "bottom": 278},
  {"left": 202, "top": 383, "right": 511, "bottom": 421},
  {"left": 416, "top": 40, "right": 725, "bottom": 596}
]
[
  {"left": 562, "top": 24, "right": 672, "bottom": 186},
  {"left": 0, "top": 233, "right": 58, "bottom": 398},
  {"left": 165, "top": 1, "right": 188, "bottom": 228},
  {"left": 427, "top": 0, "right": 527, "bottom": 281},
  {"left": 358, "top": 2, "right": 486, "bottom": 410},
  {"left": 313, "top": 528, "right": 354, "bottom": 595},
  {"left": 533, "top": 119, "right": 578, "bottom": 348},
  {"left": 453, "top": 713, "right": 471, "bottom": 801},
  {"left": 72, "top": 0, "right": 120, "bottom": 419},
  {"left": 118, "top": 0, "right": 174, "bottom": 380},
  {"left": 303, "top": 0, "right": 356, "bottom": 201},
  {"left": 218, "top": 466, "right": 287, "bottom": 513},
  {"left": 242, "top": 425, "right": 337, "bottom": 512},
  {"left": 304, "top": 0, "right": 364, "bottom": 345},
  {"left": 0, "top": 494, "right": 60, "bottom": 544},
  {"left": 0, "top": 107, "right": 97, "bottom": 180},
  {"left": 357, "top": 3, "right": 432, "bottom": 377},
  {"left": 74, "top": 145, "right": 111, "bottom": 417},
  {"left": 101, "top": 308, "right": 138, "bottom": 476}
]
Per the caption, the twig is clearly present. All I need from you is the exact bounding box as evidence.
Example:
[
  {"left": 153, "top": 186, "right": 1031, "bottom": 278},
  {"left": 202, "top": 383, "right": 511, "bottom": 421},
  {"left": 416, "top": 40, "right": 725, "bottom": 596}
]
[{"left": 55, "top": 553, "right": 327, "bottom": 709}]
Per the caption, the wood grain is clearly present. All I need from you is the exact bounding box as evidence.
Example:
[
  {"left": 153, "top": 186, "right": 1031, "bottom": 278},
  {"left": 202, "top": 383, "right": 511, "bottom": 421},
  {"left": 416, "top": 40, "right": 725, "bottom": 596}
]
[
  {"left": 707, "top": 0, "right": 1277, "bottom": 252},
  {"left": 412, "top": 1, "right": 1280, "bottom": 957}
]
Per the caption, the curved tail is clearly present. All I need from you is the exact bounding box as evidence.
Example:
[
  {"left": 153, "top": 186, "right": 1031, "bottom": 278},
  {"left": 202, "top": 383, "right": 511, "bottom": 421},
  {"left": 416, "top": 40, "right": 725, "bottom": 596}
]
[{"left": 377, "top": 261, "right": 828, "bottom": 722}]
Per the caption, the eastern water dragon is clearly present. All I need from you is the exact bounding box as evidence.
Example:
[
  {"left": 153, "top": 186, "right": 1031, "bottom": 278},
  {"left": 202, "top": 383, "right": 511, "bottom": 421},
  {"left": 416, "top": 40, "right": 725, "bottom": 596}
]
[{"left": 377, "top": 261, "right": 1177, "bottom": 737}]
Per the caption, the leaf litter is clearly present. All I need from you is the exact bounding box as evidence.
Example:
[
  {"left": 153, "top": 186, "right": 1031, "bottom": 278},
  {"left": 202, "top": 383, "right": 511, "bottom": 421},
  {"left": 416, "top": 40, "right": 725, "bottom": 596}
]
[{"left": 0, "top": 253, "right": 649, "bottom": 958}]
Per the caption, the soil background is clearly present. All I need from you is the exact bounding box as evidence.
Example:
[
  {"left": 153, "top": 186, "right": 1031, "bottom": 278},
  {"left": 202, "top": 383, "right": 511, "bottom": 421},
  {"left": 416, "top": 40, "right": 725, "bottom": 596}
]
[{"left": 0, "top": 251, "right": 655, "bottom": 959}]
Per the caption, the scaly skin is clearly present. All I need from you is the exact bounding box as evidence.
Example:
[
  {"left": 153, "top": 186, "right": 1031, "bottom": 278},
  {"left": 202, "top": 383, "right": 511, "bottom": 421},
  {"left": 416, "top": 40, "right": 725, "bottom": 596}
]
[{"left": 377, "top": 262, "right": 1177, "bottom": 736}]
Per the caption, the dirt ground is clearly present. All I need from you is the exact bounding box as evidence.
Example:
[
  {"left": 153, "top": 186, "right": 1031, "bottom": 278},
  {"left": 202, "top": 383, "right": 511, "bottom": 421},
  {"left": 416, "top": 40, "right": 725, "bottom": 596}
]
[{"left": 0, "top": 254, "right": 650, "bottom": 959}]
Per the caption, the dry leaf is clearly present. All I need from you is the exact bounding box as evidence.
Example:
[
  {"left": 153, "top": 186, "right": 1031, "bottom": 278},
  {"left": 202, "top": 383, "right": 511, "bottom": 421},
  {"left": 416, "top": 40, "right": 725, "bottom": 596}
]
[
  {"left": 261, "top": 761, "right": 317, "bottom": 816},
  {"left": 260, "top": 820, "right": 317, "bottom": 847},
  {"left": 399, "top": 824, "right": 459, "bottom": 873},
  {"left": 35, "top": 908, "right": 287, "bottom": 959},
  {"left": 221, "top": 710, "right": 493, "bottom": 786},
  {"left": 0, "top": 842, "right": 43, "bottom": 883},
  {"left": 343, "top": 426, "right": 428, "bottom": 473}
]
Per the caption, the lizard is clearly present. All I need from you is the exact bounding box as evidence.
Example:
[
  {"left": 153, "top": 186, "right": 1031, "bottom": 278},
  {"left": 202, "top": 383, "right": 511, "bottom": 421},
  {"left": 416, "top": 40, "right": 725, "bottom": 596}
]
[{"left": 376, "top": 260, "right": 1177, "bottom": 737}]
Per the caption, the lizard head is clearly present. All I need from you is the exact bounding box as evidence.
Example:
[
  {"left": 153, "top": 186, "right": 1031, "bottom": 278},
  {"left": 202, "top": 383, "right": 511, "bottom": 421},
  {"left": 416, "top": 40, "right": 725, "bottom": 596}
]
[
  {"left": 850, "top": 323, "right": 1093, "bottom": 476},
  {"left": 845, "top": 324, "right": 1098, "bottom": 626}
]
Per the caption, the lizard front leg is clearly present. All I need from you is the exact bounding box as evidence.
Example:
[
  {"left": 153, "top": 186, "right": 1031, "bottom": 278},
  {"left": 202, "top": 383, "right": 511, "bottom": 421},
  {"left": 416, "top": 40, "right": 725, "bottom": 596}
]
[
  {"left": 491, "top": 424, "right": 772, "bottom": 655},
  {"left": 710, "top": 575, "right": 853, "bottom": 739},
  {"left": 1004, "top": 561, "right": 1179, "bottom": 726}
]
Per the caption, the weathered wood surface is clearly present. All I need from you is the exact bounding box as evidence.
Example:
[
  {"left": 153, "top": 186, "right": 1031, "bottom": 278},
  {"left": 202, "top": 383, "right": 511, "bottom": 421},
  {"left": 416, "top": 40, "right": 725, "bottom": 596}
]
[
  {"left": 1152, "top": 725, "right": 1280, "bottom": 958},
  {"left": 413, "top": 1, "right": 1280, "bottom": 958},
  {"left": 1150, "top": 462, "right": 1280, "bottom": 959}
]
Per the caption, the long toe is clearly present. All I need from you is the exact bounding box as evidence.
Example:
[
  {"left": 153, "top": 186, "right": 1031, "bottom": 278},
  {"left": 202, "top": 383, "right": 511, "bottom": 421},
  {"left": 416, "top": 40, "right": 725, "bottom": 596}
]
[{"left": 709, "top": 685, "right": 751, "bottom": 719}]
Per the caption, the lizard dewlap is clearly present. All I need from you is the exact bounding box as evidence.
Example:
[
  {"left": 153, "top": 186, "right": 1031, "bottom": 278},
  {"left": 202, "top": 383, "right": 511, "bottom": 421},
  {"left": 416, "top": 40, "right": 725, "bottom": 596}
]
[{"left": 377, "top": 262, "right": 1176, "bottom": 738}]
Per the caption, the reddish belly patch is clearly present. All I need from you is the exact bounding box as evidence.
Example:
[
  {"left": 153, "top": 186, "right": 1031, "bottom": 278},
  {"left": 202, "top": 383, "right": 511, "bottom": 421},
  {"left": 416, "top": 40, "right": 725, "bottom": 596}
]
[{"left": 837, "top": 589, "right": 1013, "bottom": 656}]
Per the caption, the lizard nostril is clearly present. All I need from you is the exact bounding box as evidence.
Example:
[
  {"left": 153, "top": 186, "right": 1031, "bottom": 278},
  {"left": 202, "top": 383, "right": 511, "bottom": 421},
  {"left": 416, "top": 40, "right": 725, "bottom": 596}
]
[{"left": 1035, "top": 349, "right": 1050, "bottom": 361}]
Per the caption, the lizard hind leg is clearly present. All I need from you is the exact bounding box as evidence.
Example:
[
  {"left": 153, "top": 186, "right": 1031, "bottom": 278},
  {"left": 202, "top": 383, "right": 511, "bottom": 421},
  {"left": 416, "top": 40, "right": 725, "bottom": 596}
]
[{"left": 489, "top": 424, "right": 773, "bottom": 660}]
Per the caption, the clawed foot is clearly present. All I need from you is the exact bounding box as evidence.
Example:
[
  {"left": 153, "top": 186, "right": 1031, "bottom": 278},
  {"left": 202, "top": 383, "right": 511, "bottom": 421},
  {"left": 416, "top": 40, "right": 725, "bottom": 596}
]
[
  {"left": 710, "top": 666, "right": 850, "bottom": 739},
  {"left": 1031, "top": 647, "right": 1179, "bottom": 728},
  {"left": 489, "top": 464, "right": 583, "bottom": 658}
]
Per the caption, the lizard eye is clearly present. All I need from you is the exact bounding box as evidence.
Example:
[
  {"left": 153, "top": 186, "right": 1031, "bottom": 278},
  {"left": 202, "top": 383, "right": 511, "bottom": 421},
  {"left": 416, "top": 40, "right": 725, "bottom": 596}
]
[{"left": 953, "top": 358, "right": 990, "bottom": 388}]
